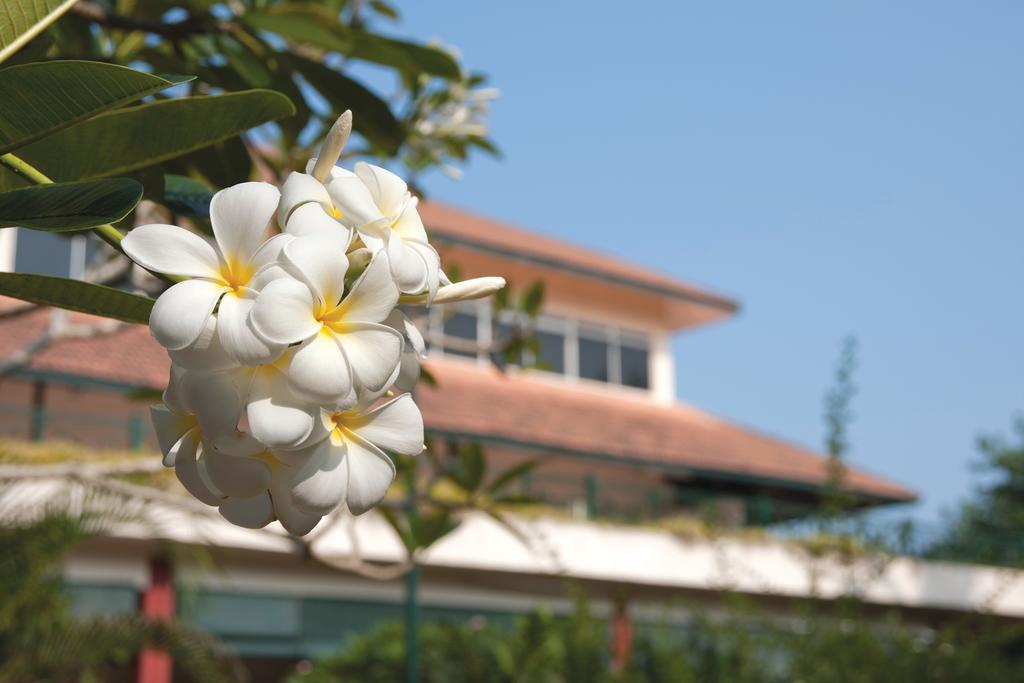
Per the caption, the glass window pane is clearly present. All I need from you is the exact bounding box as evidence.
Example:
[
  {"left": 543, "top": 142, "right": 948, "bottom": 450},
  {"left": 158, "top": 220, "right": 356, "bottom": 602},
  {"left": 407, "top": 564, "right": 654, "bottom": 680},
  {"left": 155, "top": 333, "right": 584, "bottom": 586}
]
[
  {"left": 535, "top": 330, "right": 565, "bottom": 373},
  {"left": 491, "top": 320, "right": 521, "bottom": 368},
  {"left": 620, "top": 345, "right": 649, "bottom": 388},
  {"left": 443, "top": 311, "right": 477, "bottom": 358},
  {"left": 579, "top": 337, "right": 609, "bottom": 382}
]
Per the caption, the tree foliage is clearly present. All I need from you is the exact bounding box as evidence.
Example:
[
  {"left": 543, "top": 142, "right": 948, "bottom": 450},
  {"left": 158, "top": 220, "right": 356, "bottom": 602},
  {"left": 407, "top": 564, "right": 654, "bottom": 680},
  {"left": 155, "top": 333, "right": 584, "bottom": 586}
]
[
  {"left": 0, "top": 507, "right": 242, "bottom": 682},
  {"left": 292, "top": 594, "right": 1024, "bottom": 683},
  {"left": 929, "top": 417, "right": 1024, "bottom": 566}
]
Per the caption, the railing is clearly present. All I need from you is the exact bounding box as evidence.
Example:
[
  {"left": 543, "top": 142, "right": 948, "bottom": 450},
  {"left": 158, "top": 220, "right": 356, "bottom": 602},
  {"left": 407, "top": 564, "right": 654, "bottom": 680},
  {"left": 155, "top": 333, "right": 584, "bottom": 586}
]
[{"left": 0, "top": 402, "right": 152, "bottom": 451}]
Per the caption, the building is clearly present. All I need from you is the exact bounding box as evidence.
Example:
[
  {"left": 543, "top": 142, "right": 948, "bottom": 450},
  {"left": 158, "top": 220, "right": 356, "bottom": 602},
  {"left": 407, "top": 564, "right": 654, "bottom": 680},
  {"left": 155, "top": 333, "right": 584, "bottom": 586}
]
[{"left": 8, "top": 205, "right": 1015, "bottom": 683}]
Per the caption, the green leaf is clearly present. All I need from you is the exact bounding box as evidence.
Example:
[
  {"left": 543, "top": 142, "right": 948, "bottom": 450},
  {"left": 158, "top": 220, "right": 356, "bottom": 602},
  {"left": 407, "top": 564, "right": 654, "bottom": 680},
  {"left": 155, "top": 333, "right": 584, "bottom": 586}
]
[
  {"left": 163, "top": 174, "right": 213, "bottom": 218},
  {"left": 178, "top": 136, "right": 253, "bottom": 190},
  {"left": 452, "top": 443, "right": 485, "bottom": 493},
  {"left": 0, "top": 61, "right": 195, "bottom": 154},
  {"left": 289, "top": 56, "right": 402, "bottom": 155},
  {"left": 244, "top": 4, "right": 353, "bottom": 54},
  {"left": 349, "top": 30, "right": 460, "bottom": 80},
  {"left": 0, "top": 273, "right": 154, "bottom": 324},
  {"left": 6, "top": 90, "right": 294, "bottom": 185},
  {"left": 519, "top": 281, "right": 545, "bottom": 318},
  {"left": 0, "top": 0, "right": 78, "bottom": 65},
  {"left": 486, "top": 459, "right": 541, "bottom": 495},
  {"left": 0, "top": 178, "right": 142, "bottom": 231},
  {"left": 245, "top": 4, "right": 459, "bottom": 79}
]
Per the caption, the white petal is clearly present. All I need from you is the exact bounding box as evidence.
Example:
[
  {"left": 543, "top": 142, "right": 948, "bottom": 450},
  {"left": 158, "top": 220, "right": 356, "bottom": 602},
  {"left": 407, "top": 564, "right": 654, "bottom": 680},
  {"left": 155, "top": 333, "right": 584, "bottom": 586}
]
[
  {"left": 384, "top": 310, "right": 425, "bottom": 357},
  {"left": 250, "top": 233, "right": 293, "bottom": 274},
  {"left": 344, "top": 431, "right": 396, "bottom": 515},
  {"left": 181, "top": 370, "right": 243, "bottom": 439},
  {"left": 151, "top": 404, "right": 193, "bottom": 466},
  {"left": 204, "top": 448, "right": 271, "bottom": 498},
  {"left": 325, "top": 173, "right": 384, "bottom": 226},
  {"left": 278, "top": 172, "right": 331, "bottom": 228},
  {"left": 246, "top": 366, "right": 320, "bottom": 449},
  {"left": 387, "top": 235, "right": 429, "bottom": 294},
  {"left": 392, "top": 199, "right": 428, "bottom": 243},
  {"left": 286, "top": 332, "right": 355, "bottom": 406},
  {"left": 149, "top": 279, "right": 225, "bottom": 351},
  {"left": 250, "top": 277, "right": 321, "bottom": 344},
  {"left": 122, "top": 224, "right": 221, "bottom": 279},
  {"left": 216, "top": 292, "right": 285, "bottom": 366},
  {"left": 268, "top": 466, "right": 323, "bottom": 535},
  {"left": 162, "top": 364, "right": 190, "bottom": 415},
  {"left": 275, "top": 502, "right": 321, "bottom": 536},
  {"left": 282, "top": 234, "right": 349, "bottom": 308},
  {"left": 210, "top": 181, "right": 280, "bottom": 265},
  {"left": 167, "top": 314, "right": 236, "bottom": 371},
  {"left": 336, "top": 322, "right": 403, "bottom": 393},
  {"left": 348, "top": 394, "right": 424, "bottom": 456},
  {"left": 219, "top": 492, "right": 275, "bottom": 529},
  {"left": 336, "top": 252, "right": 398, "bottom": 324},
  {"left": 394, "top": 349, "right": 420, "bottom": 393},
  {"left": 287, "top": 439, "right": 348, "bottom": 516},
  {"left": 285, "top": 201, "right": 353, "bottom": 244},
  {"left": 406, "top": 240, "right": 441, "bottom": 301},
  {"left": 174, "top": 432, "right": 223, "bottom": 506},
  {"left": 354, "top": 162, "right": 408, "bottom": 219}
]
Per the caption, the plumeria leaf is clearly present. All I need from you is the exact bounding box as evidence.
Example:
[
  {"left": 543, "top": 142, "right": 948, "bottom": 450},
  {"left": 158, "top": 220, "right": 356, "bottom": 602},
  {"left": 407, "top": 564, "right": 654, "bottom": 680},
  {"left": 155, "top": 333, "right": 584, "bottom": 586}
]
[
  {"left": 378, "top": 506, "right": 417, "bottom": 554},
  {"left": 0, "top": 0, "right": 78, "bottom": 64},
  {"left": 519, "top": 281, "right": 545, "bottom": 317},
  {"left": 486, "top": 459, "right": 540, "bottom": 496},
  {"left": 244, "top": 4, "right": 353, "bottom": 53},
  {"left": 1, "top": 90, "right": 295, "bottom": 189},
  {"left": 409, "top": 508, "right": 458, "bottom": 549},
  {"left": 245, "top": 4, "right": 459, "bottom": 79},
  {"left": 289, "top": 55, "right": 402, "bottom": 155},
  {"left": 0, "top": 273, "right": 154, "bottom": 324},
  {"left": 0, "top": 178, "right": 143, "bottom": 231},
  {"left": 0, "top": 61, "right": 194, "bottom": 155},
  {"left": 163, "top": 174, "right": 214, "bottom": 218},
  {"left": 450, "top": 442, "right": 485, "bottom": 493},
  {"left": 349, "top": 30, "right": 461, "bottom": 80}
]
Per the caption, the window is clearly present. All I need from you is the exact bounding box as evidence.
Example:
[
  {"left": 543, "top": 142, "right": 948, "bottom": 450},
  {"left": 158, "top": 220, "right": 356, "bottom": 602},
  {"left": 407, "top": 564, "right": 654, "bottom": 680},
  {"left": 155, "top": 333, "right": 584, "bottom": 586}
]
[
  {"left": 442, "top": 309, "right": 477, "bottom": 358},
  {"left": 620, "top": 344, "right": 649, "bottom": 389},
  {"left": 535, "top": 329, "right": 565, "bottom": 373},
  {"left": 578, "top": 335, "right": 609, "bottom": 382},
  {"left": 428, "top": 302, "right": 652, "bottom": 392}
]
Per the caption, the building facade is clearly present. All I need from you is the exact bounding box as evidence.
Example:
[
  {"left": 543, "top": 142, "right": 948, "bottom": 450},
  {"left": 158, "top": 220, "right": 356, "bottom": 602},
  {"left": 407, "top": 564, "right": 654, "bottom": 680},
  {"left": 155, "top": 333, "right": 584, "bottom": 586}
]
[{"left": 1, "top": 203, "right": 978, "bottom": 682}]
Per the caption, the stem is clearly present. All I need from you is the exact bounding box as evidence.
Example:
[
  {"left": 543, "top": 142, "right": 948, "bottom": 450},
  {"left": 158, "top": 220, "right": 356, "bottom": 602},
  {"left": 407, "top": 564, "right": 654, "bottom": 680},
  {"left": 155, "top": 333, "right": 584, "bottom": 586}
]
[{"left": 0, "top": 153, "right": 177, "bottom": 282}]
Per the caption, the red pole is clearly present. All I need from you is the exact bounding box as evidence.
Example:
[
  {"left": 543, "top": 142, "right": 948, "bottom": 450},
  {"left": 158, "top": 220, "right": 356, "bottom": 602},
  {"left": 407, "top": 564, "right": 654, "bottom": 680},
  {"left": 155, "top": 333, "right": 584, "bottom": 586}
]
[
  {"left": 609, "top": 599, "right": 634, "bottom": 674},
  {"left": 136, "top": 557, "right": 174, "bottom": 683}
]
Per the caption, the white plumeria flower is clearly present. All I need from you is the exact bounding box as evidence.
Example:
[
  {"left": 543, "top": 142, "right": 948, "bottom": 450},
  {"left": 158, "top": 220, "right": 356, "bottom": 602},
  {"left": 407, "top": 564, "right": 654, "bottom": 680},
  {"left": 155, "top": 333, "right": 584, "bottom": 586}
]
[
  {"left": 250, "top": 236, "right": 403, "bottom": 407},
  {"left": 277, "top": 165, "right": 362, "bottom": 243},
  {"left": 122, "top": 182, "right": 287, "bottom": 366},
  {"left": 384, "top": 310, "right": 427, "bottom": 393},
  {"left": 276, "top": 393, "right": 424, "bottom": 516},
  {"left": 327, "top": 162, "right": 441, "bottom": 298},
  {"left": 149, "top": 367, "right": 272, "bottom": 521}
]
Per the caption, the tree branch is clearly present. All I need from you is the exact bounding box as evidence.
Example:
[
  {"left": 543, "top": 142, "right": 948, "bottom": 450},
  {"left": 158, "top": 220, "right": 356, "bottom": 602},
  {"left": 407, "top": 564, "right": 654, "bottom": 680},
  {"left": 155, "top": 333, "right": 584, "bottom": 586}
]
[{"left": 69, "top": 1, "right": 220, "bottom": 41}]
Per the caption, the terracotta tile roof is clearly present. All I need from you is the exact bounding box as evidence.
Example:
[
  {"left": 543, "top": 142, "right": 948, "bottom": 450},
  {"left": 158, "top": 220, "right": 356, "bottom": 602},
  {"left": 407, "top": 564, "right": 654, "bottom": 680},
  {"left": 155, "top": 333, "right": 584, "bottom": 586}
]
[
  {"left": 419, "top": 202, "right": 739, "bottom": 313},
  {"left": 419, "top": 358, "right": 915, "bottom": 504},
  {"left": 0, "top": 301, "right": 169, "bottom": 389},
  {"left": 0, "top": 299, "right": 912, "bottom": 503}
]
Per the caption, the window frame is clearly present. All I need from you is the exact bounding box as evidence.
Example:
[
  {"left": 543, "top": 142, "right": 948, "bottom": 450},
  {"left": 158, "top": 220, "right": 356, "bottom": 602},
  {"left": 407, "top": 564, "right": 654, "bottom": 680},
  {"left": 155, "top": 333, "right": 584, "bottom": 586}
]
[{"left": 429, "top": 302, "right": 652, "bottom": 392}]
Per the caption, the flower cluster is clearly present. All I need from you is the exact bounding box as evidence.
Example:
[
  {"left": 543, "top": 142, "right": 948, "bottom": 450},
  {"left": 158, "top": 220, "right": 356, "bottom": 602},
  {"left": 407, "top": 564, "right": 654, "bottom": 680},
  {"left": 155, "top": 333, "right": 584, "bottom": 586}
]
[{"left": 123, "top": 113, "right": 504, "bottom": 535}]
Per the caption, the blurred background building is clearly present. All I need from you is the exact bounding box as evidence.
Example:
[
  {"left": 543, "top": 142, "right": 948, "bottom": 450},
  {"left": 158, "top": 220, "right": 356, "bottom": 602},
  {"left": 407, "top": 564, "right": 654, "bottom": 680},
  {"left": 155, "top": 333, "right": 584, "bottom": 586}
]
[{"left": 6, "top": 206, "right": 1022, "bottom": 683}]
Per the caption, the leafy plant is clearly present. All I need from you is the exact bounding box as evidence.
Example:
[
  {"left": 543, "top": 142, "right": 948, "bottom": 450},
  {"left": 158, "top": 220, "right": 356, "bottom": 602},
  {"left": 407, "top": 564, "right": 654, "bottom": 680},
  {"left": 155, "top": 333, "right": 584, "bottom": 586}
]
[{"left": 0, "top": 504, "right": 242, "bottom": 682}]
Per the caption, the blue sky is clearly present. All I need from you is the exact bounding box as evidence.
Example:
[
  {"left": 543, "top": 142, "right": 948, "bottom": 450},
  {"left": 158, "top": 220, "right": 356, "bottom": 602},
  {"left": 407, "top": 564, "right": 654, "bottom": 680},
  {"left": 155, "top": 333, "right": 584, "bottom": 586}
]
[{"left": 388, "top": 2, "right": 1023, "bottom": 520}]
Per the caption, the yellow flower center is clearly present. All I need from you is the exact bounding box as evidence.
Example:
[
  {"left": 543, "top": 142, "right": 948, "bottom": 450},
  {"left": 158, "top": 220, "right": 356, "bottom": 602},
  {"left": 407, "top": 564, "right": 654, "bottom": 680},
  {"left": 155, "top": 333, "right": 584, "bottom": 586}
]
[{"left": 220, "top": 258, "right": 254, "bottom": 293}]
